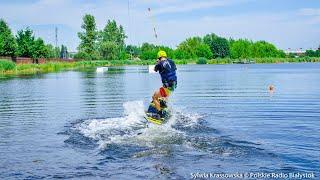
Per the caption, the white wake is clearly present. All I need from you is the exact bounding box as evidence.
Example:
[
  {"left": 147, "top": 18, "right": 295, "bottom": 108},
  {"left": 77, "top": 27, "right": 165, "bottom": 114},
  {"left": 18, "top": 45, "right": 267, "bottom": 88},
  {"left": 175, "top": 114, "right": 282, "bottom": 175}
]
[{"left": 76, "top": 101, "right": 202, "bottom": 149}]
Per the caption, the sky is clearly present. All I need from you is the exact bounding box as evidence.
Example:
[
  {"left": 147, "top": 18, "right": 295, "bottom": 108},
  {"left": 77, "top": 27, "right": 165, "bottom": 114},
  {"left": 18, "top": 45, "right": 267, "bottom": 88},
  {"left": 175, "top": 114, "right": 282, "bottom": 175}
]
[{"left": 0, "top": 0, "right": 319, "bottom": 51}]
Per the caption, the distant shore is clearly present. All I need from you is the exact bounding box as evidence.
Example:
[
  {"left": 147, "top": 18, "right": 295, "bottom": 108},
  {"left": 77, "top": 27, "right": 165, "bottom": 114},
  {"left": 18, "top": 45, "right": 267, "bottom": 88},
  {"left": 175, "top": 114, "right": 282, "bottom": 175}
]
[{"left": 1, "top": 57, "right": 320, "bottom": 76}]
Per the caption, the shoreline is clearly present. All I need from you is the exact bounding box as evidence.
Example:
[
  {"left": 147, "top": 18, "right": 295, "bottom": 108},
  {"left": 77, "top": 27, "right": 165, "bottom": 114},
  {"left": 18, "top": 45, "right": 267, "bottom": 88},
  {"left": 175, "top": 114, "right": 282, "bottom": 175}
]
[{"left": 1, "top": 57, "right": 320, "bottom": 77}]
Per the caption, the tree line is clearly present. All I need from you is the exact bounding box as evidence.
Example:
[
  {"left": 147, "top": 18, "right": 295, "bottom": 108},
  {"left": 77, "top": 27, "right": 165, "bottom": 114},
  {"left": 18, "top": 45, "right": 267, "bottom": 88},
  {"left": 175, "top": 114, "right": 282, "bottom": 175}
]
[
  {"left": 0, "top": 19, "right": 68, "bottom": 59},
  {"left": 305, "top": 48, "right": 320, "bottom": 57},
  {"left": 75, "top": 14, "right": 127, "bottom": 60},
  {"left": 75, "top": 14, "right": 287, "bottom": 61}
]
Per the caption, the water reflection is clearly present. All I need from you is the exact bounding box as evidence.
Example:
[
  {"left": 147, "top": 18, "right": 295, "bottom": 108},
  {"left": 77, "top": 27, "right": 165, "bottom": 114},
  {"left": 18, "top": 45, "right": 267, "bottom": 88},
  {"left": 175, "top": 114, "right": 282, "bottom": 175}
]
[{"left": 79, "top": 70, "right": 126, "bottom": 118}]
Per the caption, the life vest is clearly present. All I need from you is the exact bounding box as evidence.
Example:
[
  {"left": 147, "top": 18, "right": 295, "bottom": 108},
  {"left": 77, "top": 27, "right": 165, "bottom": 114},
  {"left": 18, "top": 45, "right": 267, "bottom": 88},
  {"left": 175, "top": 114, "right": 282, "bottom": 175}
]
[{"left": 157, "top": 59, "right": 177, "bottom": 83}]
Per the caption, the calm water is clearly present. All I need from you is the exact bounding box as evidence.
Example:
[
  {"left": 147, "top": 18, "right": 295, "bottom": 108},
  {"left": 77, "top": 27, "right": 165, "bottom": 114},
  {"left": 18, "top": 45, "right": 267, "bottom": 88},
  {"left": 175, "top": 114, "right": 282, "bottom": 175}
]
[{"left": 0, "top": 64, "right": 319, "bottom": 179}]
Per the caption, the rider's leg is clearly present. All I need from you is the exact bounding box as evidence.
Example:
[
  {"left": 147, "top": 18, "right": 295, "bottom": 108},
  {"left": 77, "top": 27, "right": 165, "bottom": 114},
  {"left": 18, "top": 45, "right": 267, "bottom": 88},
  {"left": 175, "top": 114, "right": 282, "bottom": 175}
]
[{"left": 152, "top": 90, "right": 161, "bottom": 111}]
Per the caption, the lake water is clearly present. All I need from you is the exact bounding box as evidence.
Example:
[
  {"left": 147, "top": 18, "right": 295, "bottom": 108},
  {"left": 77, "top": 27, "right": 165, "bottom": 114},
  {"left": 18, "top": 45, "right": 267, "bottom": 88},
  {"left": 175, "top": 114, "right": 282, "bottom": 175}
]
[{"left": 0, "top": 64, "right": 319, "bottom": 179}]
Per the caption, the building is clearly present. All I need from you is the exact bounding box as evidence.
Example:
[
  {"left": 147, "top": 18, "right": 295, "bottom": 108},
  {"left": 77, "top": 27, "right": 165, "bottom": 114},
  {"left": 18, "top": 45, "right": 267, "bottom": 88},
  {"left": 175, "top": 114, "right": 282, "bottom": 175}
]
[{"left": 284, "top": 48, "right": 306, "bottom": 55}]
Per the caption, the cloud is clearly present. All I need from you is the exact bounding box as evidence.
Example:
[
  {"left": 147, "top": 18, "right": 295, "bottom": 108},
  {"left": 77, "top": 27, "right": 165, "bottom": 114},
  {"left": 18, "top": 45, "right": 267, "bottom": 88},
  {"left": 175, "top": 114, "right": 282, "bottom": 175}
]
[
  {"left": 299, "top": 8, "right": 320, "bottom": 16},
  {"left": 151, "top": 0, "right": 250, "bottom": 15},
  {"left": 298, "top": 8, "right": 320, "bottom": 25}
]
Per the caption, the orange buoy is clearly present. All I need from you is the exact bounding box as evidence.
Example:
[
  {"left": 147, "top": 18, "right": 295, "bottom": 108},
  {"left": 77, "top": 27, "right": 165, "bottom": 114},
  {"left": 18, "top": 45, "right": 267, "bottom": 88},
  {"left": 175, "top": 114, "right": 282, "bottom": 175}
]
[{"left": 268, "top": 85, "right": 275, "bottom": 92}]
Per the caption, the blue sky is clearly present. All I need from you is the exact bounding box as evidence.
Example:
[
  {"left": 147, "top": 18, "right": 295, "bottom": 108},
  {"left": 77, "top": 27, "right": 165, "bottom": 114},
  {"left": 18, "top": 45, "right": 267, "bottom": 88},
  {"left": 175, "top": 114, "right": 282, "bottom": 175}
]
[{"left": 0, "top": 0, "right": 319, "bottom": 51}]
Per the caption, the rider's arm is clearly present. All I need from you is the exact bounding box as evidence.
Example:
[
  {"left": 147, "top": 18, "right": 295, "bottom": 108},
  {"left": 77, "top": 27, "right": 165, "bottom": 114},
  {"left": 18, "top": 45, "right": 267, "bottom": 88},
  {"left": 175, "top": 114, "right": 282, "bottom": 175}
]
[
  {"left": 169, "top": 59, "right": 177, "bottom": 70},
  {"left": 172, "top": 61, "right": 177, "bottom": 70},
  {"left": 154, "top": 61, "right": 162, "bottom": 72}
]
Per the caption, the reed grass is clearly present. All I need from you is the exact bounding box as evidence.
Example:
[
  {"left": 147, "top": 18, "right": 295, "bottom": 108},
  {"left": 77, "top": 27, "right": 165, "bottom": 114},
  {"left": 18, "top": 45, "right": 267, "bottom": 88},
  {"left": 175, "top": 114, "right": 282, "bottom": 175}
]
[{"left": 1, "top": 57, "right": 320, "bottom": 76}]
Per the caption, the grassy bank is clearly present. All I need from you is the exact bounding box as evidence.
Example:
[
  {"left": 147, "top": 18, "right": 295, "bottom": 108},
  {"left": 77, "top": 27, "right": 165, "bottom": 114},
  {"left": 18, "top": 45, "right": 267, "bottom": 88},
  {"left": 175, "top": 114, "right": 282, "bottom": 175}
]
[
  {"left": 207, "top": 57, "right": 320, "bottom": 64},
  {"left": 0, "top": 60, "right": 76, "bottom": 75},
  {"left": 1, "top": 57, "right": 320, "bottom": 76},
  {"left": 0, "top": 59, "right": 147, "bottom": 75}
]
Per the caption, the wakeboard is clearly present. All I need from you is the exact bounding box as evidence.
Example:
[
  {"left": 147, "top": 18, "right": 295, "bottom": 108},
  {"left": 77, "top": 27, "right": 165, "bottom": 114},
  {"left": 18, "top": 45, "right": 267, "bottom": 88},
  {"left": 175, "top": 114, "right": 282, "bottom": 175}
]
[
  {"left": 145, "top": 100, "right": 171, "bottom": 125},
  {"left": 144, "top": 110, "right": 170, "bottom": 125},
  {"left": 144, "top": 115, "right": 166, "bottom": 125}
]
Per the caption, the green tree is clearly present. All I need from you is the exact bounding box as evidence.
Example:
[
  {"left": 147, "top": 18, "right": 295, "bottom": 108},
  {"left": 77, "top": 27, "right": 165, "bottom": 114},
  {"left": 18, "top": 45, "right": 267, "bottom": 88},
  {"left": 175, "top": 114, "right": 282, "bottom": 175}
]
[
  {"left": 100, "top": 20, "right": 126, "bottom": 47},
  {"left": 126, "top": 45, "right": 141, "bottom": 58},
  {"left": 196, "top": 57, "right": 208, "bottom": 64},
  {"left": 99, "top": 41, "right": 118, "bottom": 60},
  {"left": 46, "top": 44, "right": 55, "bottom": 58},
  {"left": 196, "top": 43, "right": 213, "bottom": 59},
  {"left": 16, "top": 28, "right": 49, "bottom": 59},
  {"left": 203, "top": 33, "right": 230, "bottom": 58},
  {"left": 140, "top": 43, "right": 157, "bottom": 60},
  {"left": 230, "top": 39, "right": 252, "bottom": 59},
  {"left": 306, "top": 49, "right": 317, "bottom": 57},
  {"left": 46, "top": 44, "right": 60, "bottom": 58},
  {"left": 31, "top": 38, "right": 48, "bottom": 58},
  {"left": 176, "top": 37, "right": 212, "bottom": 59},
  {"left": 60, "top": 45, "right": 68, "bottom": 59},
  {"left": 174, "top": 49, "right": 189, "bottom": 59},
  {"left": 250, "top": 41, "right": 283, "bottom": 58},
  {"left": 16, "top": 28, "right": 35, "bottom": 57},
  {"left": 0, "top": 19, "right": 17, "bottom": 57},
  {"left": 278, "top": 50, "right": 286, "bottom": 58},
  {"left": 98, "top": 20, "right": 127, "bottom": 60},
  {"left": 77, "top": 14, "right": 99, "bottom": 60},
  {"left": 230, "top": 39, "right": 286, "bottom": 59}
]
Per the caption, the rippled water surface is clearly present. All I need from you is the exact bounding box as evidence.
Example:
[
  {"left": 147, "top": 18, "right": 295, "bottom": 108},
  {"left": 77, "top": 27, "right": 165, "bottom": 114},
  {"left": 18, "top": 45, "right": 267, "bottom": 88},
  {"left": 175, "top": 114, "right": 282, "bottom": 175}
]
[{"left": 0, "top": 64, "right": 319, "bottom": 179}]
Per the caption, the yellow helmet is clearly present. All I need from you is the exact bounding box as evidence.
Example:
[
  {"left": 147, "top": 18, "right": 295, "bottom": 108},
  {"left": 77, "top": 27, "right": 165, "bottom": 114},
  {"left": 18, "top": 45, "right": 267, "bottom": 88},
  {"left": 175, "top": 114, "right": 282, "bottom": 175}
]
[{"left": 157, "top": 50, "right": 167, "bottom": 58}]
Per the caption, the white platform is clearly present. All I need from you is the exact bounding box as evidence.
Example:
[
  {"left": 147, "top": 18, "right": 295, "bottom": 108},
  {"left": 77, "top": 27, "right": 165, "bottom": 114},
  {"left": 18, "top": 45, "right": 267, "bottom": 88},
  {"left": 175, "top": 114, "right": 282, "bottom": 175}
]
[
  {"left": 148, "top": 65, "right": 156, "bottom": 73},
  {"left": 96, "top": 67, "right": 108, "bottom": 73}
]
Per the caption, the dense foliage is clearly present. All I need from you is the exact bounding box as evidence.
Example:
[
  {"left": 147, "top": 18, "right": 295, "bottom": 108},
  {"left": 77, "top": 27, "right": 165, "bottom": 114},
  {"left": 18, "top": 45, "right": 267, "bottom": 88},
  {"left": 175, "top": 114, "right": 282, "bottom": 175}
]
[
  {"left": 0, "top": 19, "right": 17, "bottom": 57},
  {"left": 16, "top": 28, "right": 49, "bottom": 58},
  {"left": 0, "top": 19, "right": 64, "bottom": 59},
  {"left": 46, "top": 44, "right": 60, "bottom": 58},
  {"left": 98, "top": 20, "right": 127, "bottom": 60},
  {"left": 77, "top": 14, "right": 99, "bottom": 60},
  {"left": 76, "top": 16, "right": 128, "bottom": 60},
  {"left": 305, "top": 48, "right": 320, "bottom": 57},
  {"left": 125, "top": 45, "right": 141, "bottom": 58},
  {"left": 60, "top": 45, "right": 68, "bottom": 59},
  {"left": 0, "top": 60, "right": 16, "bottom": 71},
  {"left": 229, "top": 39, "right": 285, "bottom": 59},
  {"left": 203, "top": 33, "right": 230, "bottom": 58},
  {"left": 176, "top": 37, "right": 213, "bottom": 59},
  {"left": 196, "top": 57, "right": 208, "bottom": 64}
]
